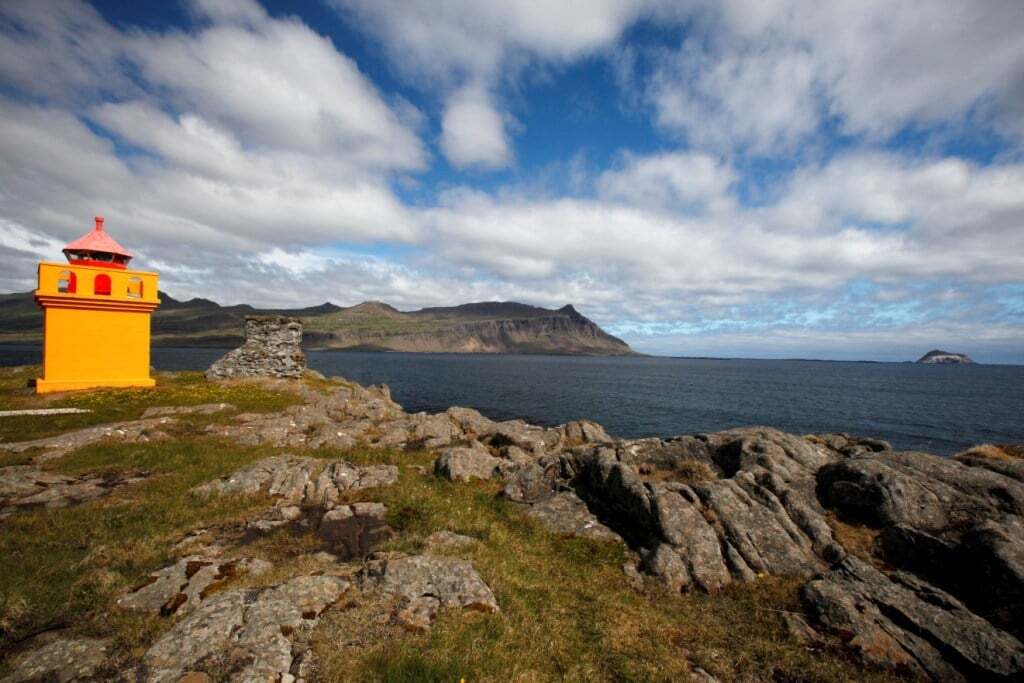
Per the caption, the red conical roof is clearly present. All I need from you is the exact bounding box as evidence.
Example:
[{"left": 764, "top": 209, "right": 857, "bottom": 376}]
[{"left": 63, "top": 216, "right": 133, "bottom": 260}]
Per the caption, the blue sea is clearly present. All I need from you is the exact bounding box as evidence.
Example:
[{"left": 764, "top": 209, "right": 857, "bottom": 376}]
[{"left": 2, "top": 345, "right": 1022, "bottom": 456}]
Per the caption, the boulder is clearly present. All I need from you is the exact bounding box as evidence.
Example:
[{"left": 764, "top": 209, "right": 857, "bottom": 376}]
[
  {"left": 423, "top": 530, "right": 479, "bottom": 553},
  {"left": 444, "top": 407, "right": 497, "bottom": 437},
  {"left": 434, "top": 443, "right": 504, "bottom": 482},
  {"left": 501, "top": 460, "right": 560, "bottom": 503}
]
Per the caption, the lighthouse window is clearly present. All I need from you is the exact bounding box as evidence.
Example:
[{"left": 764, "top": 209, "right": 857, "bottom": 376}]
[
  {"left": 57, "top": 270, "right": 76, "bottom": 294},
  {"left": 127, "top": 277, "right": 143, "bottom": 299},
  {"left": 94, "top": 273, "right": 112, "bottom": 296}
]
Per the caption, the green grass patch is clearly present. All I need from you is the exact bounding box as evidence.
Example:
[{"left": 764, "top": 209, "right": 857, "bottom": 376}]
[{"left": 0, "top": 367, "right": 299, "bottom": 442}]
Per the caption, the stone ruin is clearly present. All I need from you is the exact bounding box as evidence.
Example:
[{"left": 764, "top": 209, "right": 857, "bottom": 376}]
[{"left": 206, "top": 315, "right": 306, "bottom": 380}]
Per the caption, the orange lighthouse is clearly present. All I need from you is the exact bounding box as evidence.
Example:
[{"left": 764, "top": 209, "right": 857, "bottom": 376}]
[{"left": 34, "top": 216, "right": 160, "bottom": 393}]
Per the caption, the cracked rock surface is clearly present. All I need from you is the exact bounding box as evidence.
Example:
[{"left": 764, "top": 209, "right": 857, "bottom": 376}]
[
  {"left": 0, "top": 417, "right": 174, "bottom": 462},
  {"left": 360, "top": 553, "right": 499, "bottom": 631},
  {"left": 0, "top": 465, "right": 148, "bottom": 518},
  {"left": 117, "top": 556, "right": 273, "bottom": 617},
  {"left": 140, "top": 574, "right": 349, "bottom": 683},
  {"left": 1, "top": 634, "right": 110, "bottom": 683},
  {"left": 494, "top": 425, "right": 1024, "bottom": 679},
  {"left": 191, "top": 455, "right": 397, "bottom": 505}
]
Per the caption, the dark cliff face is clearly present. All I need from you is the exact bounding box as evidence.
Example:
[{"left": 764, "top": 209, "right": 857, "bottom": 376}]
[
  {"left": 0, "top": 293, "right": 634, "bottom": 356},
  {"left": 311, "top": 302, "right": 634, "bottom": 355}
]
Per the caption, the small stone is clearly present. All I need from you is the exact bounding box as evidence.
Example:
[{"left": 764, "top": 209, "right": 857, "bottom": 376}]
[
  {"left": 397, "top": 596, "right": 440, "bottom": 632},
  {"left": 621, "top": 562, "right": 645, "bottom": 591},
  {"left": 424, "top": 530, "right": 479, "bottom": 553}
]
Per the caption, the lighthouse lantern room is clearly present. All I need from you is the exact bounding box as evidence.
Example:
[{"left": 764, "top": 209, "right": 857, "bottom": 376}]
[{"left": 34, "top": 216, "right": 161, "bottom": 393}]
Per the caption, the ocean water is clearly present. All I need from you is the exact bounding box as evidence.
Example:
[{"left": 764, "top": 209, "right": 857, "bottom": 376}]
[{"left": 2, "top": 345, "right": 1022, "bottom": 455}]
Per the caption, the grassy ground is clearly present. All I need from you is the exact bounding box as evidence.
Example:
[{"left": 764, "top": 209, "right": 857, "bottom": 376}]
[
  {"left": 0, "top": 365, "right": 299, "bottom": 443},
  {"left": 0, "top": 371, "right": 899, "bottom": 681}
]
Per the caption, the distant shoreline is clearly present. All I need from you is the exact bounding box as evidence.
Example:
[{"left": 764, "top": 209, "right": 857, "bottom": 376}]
[{"left": 1, "top": 342, "right": 1019, "bottom": 366}]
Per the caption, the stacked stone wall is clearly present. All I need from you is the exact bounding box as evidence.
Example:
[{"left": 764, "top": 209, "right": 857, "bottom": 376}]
[{"left": 206, "top": 315, "right": 305, "bottom": 379}]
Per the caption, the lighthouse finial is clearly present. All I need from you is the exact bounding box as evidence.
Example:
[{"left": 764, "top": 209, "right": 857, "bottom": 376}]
[{"left": 94, "top": 216, "right": 104, "bottom": 232}]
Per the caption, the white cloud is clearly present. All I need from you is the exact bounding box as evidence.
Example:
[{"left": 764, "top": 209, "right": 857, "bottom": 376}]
[
  {"left": 1, "top": 1, "right": 1022, "bottom": 361},
  {"left": 440, "top": 84, "right": 513, "bottom": 170},
  {"left": 329, "top": 0, "right": 673, "bottom": 172},
  {"left": 329, "top": 0, "right": 666, "bottom": 84},
  {"left": 597, "top": 151, "right": 736, "bottom": 212},
  {"left": 423, "top": 149, "right": 1024, "bottom": 326},
  {"left": 646, "top": 0, "right": 1024, "bottom": 152},
  {"left": 125, "top": 2, "right": 425, "bottom": 171},
  {"left": 0, "top": 0, "right": 427, "bottom": 261}
]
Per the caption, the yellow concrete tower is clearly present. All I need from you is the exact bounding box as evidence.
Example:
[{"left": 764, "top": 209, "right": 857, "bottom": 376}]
[{"left": 34, "top": 216, "right": 160, "bottom": 393}]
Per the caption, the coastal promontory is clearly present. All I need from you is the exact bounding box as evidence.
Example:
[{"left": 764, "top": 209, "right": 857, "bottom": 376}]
[{"left": 0, "top": 292, "right": 633, "bottom": 356}]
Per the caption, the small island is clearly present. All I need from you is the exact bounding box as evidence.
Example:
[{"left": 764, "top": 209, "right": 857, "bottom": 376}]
[{"left": 917, "top": 349, "right": 976, "bottom": 364}]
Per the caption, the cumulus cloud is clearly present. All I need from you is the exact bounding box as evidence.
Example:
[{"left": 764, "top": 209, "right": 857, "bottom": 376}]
[
  {"left": 646, "top": 0, "right": 1024, "bottom": 152},
  {"left": 439, "top": 84, "right": 513, "bottom": 170},
  {"left": 329, "top": 0, "right": 671, "bottom": 171},
  {"left": 1, "top": 1, "right": 1023, "bottom": 361},
  {"left": 329, "top": 0, "right": 665, "bottom": 84},
  {"left": 597, "top": 151, "right": 737, "bottom": 212},
  {"left": 0, "top": 0, "right": 425, "bottom": 259},
  {"left": 423, "top": 149, "right": 1024, "bottom": 334}
]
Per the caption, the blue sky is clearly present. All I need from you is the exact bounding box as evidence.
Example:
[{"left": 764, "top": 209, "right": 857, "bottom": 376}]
[{"left": 1, "top": 0, "right": 1023, "bottom": 363}]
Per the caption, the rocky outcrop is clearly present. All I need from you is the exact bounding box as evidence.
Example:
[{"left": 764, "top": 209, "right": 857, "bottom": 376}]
[
  {"left": 817, "top": 450, "right": 1024, "bottom": 639},
  {"left": 359, "top": 553, "right": 499, "bottom": 631},
  {"left": 191, "top": 455, "right": 397, "bottom": 505},
  {"left": 803, "top": 555, "right": 1024, "bottom": 680},
  {"left": 1, "top": 634, "right": 110, "bottom": 683},
  {"left": 0, "top": 465, "right": 148, "bottom": 517},
  {"left": 481, "top": 422, "right": 1024, "bottom": 679},
  {"left": 140, "top": 574, "right": 349, "bottom": 683},
  {"left": 434, "top": 443, "right": 505, "bottom": 482},
  {"left": 0, "top": 416, "right": 174, "bottom": 462},
  {"left": 206, "top": 315, "right": 305, "bottom": 379},
  {"left": 526, "top": 490, "right": 619, "bottom": 542},
  {"left": 917, "top": 349, "right": 975, "bottom": 364},
  {"left": 117, "top": 556, "right": 273, "bottom": 617}
]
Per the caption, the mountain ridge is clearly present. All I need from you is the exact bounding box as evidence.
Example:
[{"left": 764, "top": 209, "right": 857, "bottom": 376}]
[{"left": 0, "top": 291, "right": 634, "bottom": 356}]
